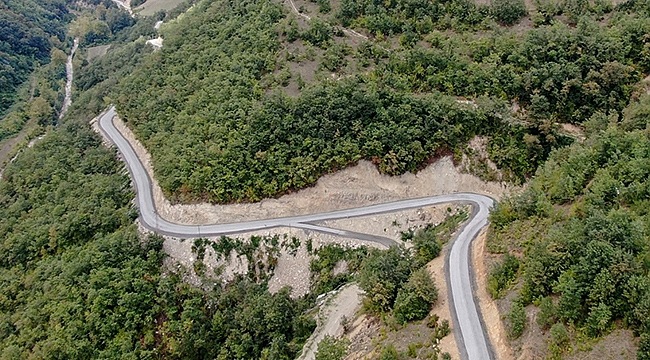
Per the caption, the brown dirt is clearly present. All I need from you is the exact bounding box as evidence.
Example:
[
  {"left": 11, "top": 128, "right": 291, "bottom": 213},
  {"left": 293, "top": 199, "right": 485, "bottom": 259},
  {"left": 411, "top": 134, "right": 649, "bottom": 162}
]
[
  {"left": 135, "top": 0, "right": 186, "bottom": 16},
  {"left": 472, "top": 229, "right": 516, "bottom": 360},
  {"left": 567, "top": 329, "right": 637, "bottom": 360},
  {"left": 559, "top": 123, "right": 585, "bottom": 141},
  {"left": 86, "top": 44, "right": 111, "bottom": 62},
  {"left": 345, "top": 315, "right": 382, "bottom": 359},
  {"left": 427, "top": 247, "right": 461, "bottom": 360},
  {"left": 321, "top": 205, "right": 460, "bottom": 244}
]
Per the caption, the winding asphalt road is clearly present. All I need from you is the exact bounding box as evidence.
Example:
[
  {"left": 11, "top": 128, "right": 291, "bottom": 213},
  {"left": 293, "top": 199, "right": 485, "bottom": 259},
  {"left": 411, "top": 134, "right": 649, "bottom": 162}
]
[{"left": 98, "top": 106, "right": 494, "bottom": 360}]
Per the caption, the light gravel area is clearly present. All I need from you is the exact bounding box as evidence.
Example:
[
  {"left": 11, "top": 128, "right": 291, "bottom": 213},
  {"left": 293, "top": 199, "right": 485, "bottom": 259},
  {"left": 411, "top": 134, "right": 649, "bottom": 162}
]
[
  {"left": 150, "top": 224, "right": 381, "bottom": 297},
  {"left": 135, "top": 0, "right": 186, "bottom": 16},
  {"left": 146, "top": 37, "right": 163, "bottom": 49},
  {"left": 298, "top": 284, "right": 364, "bottom": 360},
  {"left": 86, "top": 44, "right": 111, "bottom": 62},
  {"left": 321, "top": 205, "right": 462, "bottom": 245}
]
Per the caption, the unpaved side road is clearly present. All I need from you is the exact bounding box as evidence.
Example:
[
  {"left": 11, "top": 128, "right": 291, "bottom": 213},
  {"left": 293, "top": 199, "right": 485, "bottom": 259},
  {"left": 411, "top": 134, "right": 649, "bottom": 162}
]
[
  {"left": 59, "top": 38, "right": 79, "bottom": 120},
  {"left": 299, "top": 284, "right": 363, "bottom": 360}
]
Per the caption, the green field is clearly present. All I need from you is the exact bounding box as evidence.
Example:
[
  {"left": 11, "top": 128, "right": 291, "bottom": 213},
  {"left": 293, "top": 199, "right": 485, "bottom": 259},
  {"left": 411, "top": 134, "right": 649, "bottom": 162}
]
[{"left": 135, "top": 0, "right": 186, "bottom": 16}]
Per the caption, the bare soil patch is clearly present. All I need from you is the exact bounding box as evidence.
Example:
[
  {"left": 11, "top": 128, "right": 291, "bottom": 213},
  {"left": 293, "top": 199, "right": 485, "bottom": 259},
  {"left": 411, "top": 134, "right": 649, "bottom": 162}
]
[
  {"left": 299, "top": 284, "right": 364, "bottom": 360},
  {"left": 321, "top": 205, "right": 461, "bottom": 243},
  {"left": 567, "top": 329, "right": 637, "bottom": 360}
]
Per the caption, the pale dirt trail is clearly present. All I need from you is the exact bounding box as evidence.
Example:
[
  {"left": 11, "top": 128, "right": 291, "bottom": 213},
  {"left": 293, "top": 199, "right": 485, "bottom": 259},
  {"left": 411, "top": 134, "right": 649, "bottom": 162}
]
[
  {"left": 59, "top": 38, "right": 79, "bottom": 120},
  {"left": 298, "top": 285, "right": 363, "bottom": 360},
  {"left": 285, "top": 0, "right": 368, "bottom": 40},
  {"left": 1, "top": 38, "right": 78, "bottom": 179},
  {"left": 111, "top": 0, "right": 133, "bottom": 15}
]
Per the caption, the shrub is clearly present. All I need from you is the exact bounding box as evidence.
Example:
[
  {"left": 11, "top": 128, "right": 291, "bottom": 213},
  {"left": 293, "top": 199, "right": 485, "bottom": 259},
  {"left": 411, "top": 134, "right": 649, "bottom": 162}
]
[
  {"left": 487, "top": 254, "right": 520, "bottom": 299},
  {"left": 379, "top": 344, "right": 401, "bottom": 360},
  {"left": 639, "top": 333, "right": 650, "bottom": 360},
  {"left": 393, "top": 268, "right": 438, "bottom": 324},
  {"left": 491, "top": 0, "right": 528, "bottom": 25},
  {"left": 536, "top": 296, "right": 557, "bottom": 330},
  {"left": 586, "top": 302, "right": 611, "bottom": 338},
  {"left": 548, "top": 322, "right": 570, "bottom": 359},
  {"left": 508, "top": 301, "right": 526, "bottom": 339},
  {"left": 315, "top": 336, "right": 349, "bottom": 360},
  {"left": 412, "top": 225, "right": 442, "bottom": 267},
  {"left": 358, "top": 246, "right": 412, "bottom": 314}
]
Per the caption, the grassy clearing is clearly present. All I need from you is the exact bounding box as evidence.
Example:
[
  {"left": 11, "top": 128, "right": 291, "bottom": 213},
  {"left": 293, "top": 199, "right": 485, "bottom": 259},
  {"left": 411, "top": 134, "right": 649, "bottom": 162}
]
[{"left": 135, "top": 0, "right": 186, "bottom": 16}]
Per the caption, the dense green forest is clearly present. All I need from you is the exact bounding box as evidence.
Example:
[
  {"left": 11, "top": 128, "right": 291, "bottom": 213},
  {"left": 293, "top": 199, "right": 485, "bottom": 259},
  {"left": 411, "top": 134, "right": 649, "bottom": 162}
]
[
  {"left": 0, "top": 0, "right": 157, "bottom": 140},
  {"left": 488, "top": 95, "right": 650, "bottom": 358},
  {"left": 115, "top": 0, "right": 513, "bottom": 203},
  {"left": 115, "top": 0, "right": 649, "bottom": 203},
  {"left": 0, "top": 0, "right": 74, "bottom": 116},
  {"left": 2, "top": 0, "right": 650, "bottom": 357},
  {"left": 0, "top": 98, "right": 315, "bottom": 359},
  {"left": 0, "top": 4, "right": 320, "bottom": 356}
]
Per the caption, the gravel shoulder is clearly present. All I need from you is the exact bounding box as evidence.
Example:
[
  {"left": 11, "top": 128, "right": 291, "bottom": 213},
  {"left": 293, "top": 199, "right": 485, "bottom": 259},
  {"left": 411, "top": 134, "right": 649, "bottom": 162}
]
[{"left": 473, "top": 229, "right": 515, "bottom": 360}]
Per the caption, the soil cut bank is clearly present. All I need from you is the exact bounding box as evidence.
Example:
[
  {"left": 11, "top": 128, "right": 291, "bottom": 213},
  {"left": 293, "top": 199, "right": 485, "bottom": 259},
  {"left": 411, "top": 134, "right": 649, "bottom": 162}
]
[{"left": 106, "top": 113, "right": 511, "bottom": 225}]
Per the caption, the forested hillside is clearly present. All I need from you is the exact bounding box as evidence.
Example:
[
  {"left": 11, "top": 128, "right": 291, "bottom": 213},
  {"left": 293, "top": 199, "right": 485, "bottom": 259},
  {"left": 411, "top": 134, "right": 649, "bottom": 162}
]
[
  {"left": 114, "top": 0, "right": 517, "bottom": 203},
  {"left": 0, "top": 0, "right": 73, "bottom": 116},
  {"left": 116, "top": 0, "right": 649, "bottom": 204},
  {"left": 0, "top": 97, "right": 315, "bottom": 359},
  {"left": 488, "top": 95, "right": 650, "bottom": 358}
]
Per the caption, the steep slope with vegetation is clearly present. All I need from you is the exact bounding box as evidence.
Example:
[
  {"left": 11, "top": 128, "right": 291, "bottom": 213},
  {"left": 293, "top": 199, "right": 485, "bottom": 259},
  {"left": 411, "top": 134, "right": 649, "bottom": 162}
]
[
  {"left": 1, "top": 5, "right": 320, "bottom": 354},
  {"left": 116, "top": 0, "right": 650, "bottom": 204},
  {"left": 0, "top": 0, "right": 73, "bottom": 116},
  {"left": 0, "top": 93, "right": 315, "bottom": 360},
  {"left": 487, "top": 95, "right": 650, "bottom": 359},
  {"left": 0, "top": 0, "right": 159, "bottom": 169}
]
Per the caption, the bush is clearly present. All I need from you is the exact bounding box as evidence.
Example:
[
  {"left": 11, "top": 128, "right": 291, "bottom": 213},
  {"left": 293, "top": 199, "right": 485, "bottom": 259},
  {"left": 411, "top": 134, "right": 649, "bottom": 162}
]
[
  {"left": 393, "top": 268, "right": 438, "bottom": 324},
  {"left": 548, "top": 322, "right": 570, "bottom": 359},
  {"left": 379, "top": 344, "right": 402, "bottom": 360},
  {"left": 302, "top": 19, "right": 333, "bottom": 47},
  {"left": 639, "top": 333, "right": 650, "bottom": 360},
  {"left": 412, "top": 225, "right": 442, "bottom": 267},
  {"left": 487, "top": 254, "right": 520, "bottom": 299},
  {"left": 536, "top": 296, "right": 557, "bottom": 330},
  {"left": 358, "top": 246, "right": 412, "bottom": 314},
  {"left": 315, "top": 336, "right": 349, "bottom": 360},
  {"left": 586, "top": 302, "right": 611, "bottom": 338},
  {"left": 491, "top": 0, "right": 528, "bottom": 25},
  {"left": 550, "top": 323, "right": 569, "bottom": 348},
  {"left": 508, "top": 301, "right": 526, "bottom": 339}
]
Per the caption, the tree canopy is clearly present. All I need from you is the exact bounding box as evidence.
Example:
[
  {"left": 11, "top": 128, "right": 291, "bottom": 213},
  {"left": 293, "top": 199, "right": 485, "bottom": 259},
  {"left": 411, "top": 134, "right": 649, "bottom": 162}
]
[{"left": 488, "top": 96, "right": 650, "bottom": 358}]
